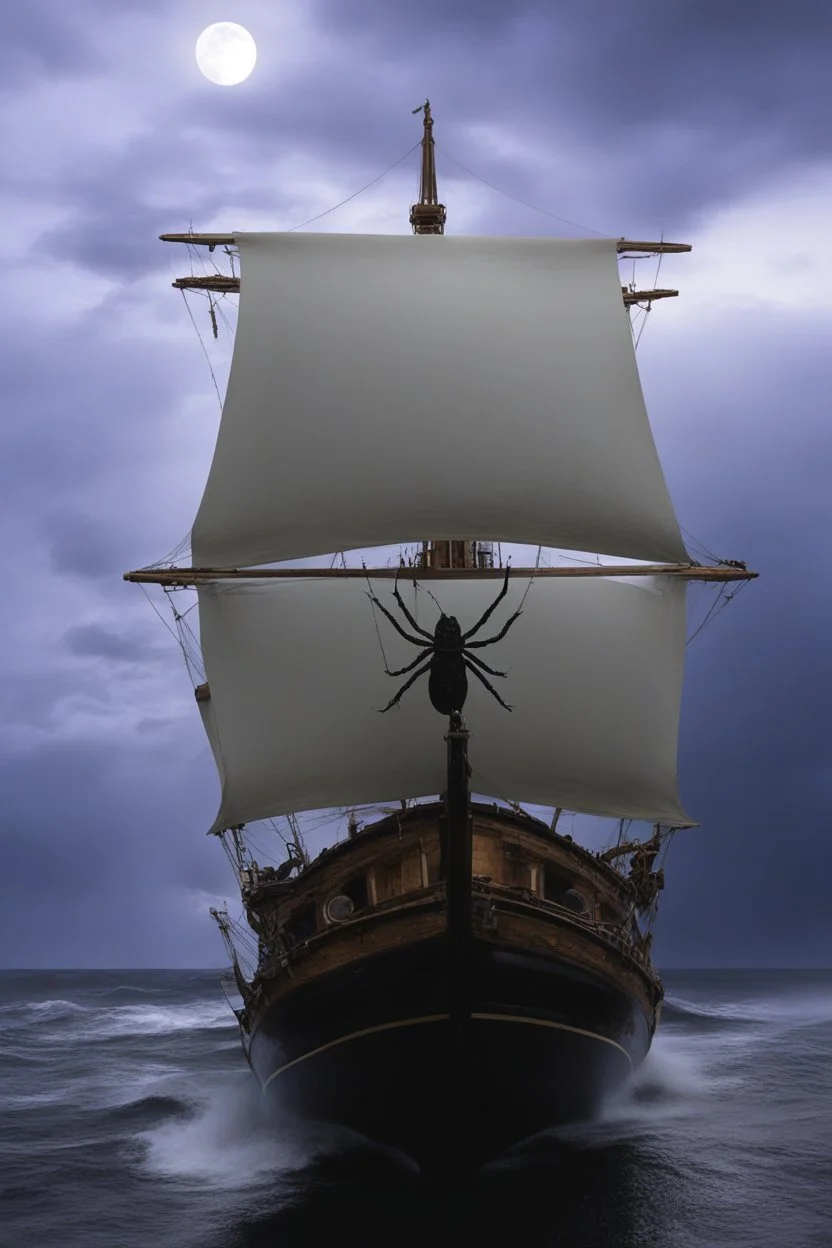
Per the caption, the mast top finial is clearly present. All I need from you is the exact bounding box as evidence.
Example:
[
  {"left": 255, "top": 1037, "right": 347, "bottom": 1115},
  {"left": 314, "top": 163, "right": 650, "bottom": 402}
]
[{"left": 410, "top": 99, "right": 446, "bottom": 235}]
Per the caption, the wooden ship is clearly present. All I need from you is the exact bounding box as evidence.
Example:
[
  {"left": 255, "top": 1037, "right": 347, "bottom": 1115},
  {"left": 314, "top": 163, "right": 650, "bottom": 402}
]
[{"left": 126, "top": 103, "right": 755, "bottom": 1169}]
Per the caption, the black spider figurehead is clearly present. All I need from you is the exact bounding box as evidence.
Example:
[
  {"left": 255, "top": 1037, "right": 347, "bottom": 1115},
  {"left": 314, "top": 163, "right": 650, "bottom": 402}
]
[{"left": 368, "top": 564, "right": 521, "bottom": 716}]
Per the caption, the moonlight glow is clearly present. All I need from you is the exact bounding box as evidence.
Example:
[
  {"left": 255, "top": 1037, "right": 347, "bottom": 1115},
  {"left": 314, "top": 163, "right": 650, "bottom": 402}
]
[{"left": 195, "top": 23, "right": 257, "bottom": 86}]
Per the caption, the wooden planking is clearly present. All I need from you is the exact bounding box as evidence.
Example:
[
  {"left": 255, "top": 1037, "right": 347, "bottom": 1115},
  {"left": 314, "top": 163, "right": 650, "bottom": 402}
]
[
  {"left": 489, "top": 911, "right": 658, "bottom": 1013},
  {"left": 256, "top": 906, "right": 447, "bottom": 1008}
]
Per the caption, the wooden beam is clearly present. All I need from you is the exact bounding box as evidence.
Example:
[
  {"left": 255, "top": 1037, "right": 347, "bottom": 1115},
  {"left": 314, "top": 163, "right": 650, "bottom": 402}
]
[
  {"left": 623, "top": 288, "right": 678, "bottom": 305},
  {"left": 161, "top": 233, "right": 237, "bottom": 247},
  {"left": 617, "top": 240, "right": 692, "bottom": 254},
  {"left": 160, "top": 232, "right": 692, "bottom": 256},
  {"left": 125, "top": 563, "right": 756, "bottom": 587},
  {"left": 171, "top": 274, "right": 681, "bottom": 306},
  {"left": 172, "top": 275, "right": 239, "bottom": 293}
]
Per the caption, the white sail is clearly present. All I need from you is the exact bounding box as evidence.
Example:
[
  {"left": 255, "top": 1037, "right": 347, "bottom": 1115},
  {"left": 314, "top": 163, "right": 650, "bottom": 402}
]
[
  {"left": 191, "top": 234, "right": 687, "bottom": 568},
  {"left": 197, "top": 573, "right": 692, "bottom": 831}
]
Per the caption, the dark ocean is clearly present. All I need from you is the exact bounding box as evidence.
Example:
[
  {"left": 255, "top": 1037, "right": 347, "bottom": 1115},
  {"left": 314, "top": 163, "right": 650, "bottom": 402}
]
[{"left": 1, "top": 970, "right": 830, "bottom": 1248}]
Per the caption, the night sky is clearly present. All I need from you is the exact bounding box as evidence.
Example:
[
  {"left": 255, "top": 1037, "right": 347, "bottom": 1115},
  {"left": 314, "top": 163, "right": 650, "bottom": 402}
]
[{"left": 3, "top": 0, "right": 830, "bottom": 969}]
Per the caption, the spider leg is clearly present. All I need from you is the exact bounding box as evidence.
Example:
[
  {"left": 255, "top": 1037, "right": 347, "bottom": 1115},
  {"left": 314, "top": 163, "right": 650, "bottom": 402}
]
[
  {"left": 379, "top": 660, "right": 432, "bottom": 712},
  {"left": 464, "top": 658, "right": 513, "bottom": 711},
  {"left": 467, "top": 607, "right": 523, "bottom": 649},
  {"left": 462, "top": 563, "right": 512, "bottom": 641},
  {"left": 465, "top": 651, "right": 507, "bottom": 678},
  {"left": 392, "top": 570, "right": 434, "bottom": 640},
  {"left": 367, "top": 591, "right": 429, "bottom": 647},
  {"left": 385, "top": 647, "right": 433, "bottom": 677}
]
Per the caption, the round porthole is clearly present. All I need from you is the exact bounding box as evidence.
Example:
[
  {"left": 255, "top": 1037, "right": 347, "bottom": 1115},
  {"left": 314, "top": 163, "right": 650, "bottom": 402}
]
[
  {"left": 324, "top": 894, "right": 356, "bottom": 923},
  {"left": 561, "top": 889, "right": 588, "bottom": 914}
]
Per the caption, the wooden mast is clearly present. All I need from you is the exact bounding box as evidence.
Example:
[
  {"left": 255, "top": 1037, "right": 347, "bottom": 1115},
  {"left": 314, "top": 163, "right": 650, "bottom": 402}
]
[
  {"left": 409, "top": 102, "right": 482, "bottom": 574},
  {"left": 409, "top": 100, "right": 447, "bottom": 236}
]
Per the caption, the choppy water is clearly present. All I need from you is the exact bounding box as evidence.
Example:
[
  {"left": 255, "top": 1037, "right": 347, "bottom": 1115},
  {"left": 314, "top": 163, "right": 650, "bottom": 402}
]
[{"left": 1, "top": 970, "right": 830, "bottom": 1247}]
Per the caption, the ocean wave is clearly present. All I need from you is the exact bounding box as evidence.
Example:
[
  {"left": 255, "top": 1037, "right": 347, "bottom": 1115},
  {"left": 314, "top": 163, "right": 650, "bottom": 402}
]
[
  {"left": 662, "top": 991, "right": 832, "bottom": 1031},
  {"left": 0, "top": 999, "right": 90, "bottom": 1026},
  {"left": 84, "top": 984, "right": 166, "bottom": 999},
  {"left": 660, "top": 997, "right": 764, "bottom": 1027},
  {"left": 105, "top": 1094, "right": 195, "bottom": 1127},
  {"left": 74, "top": 1000, "right": 236, "bottom": 1041}
]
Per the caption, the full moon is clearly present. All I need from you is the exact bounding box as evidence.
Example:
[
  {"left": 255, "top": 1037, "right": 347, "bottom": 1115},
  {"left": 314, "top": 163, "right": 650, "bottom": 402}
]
[{"left": 195, "top": 23, "right": 257, "bottom": 86}]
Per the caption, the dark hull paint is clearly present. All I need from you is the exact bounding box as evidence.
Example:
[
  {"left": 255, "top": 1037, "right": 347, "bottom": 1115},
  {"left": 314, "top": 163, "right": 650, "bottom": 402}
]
[{"left": 246, "top": 936, "right": 652, "bottom": 1169}]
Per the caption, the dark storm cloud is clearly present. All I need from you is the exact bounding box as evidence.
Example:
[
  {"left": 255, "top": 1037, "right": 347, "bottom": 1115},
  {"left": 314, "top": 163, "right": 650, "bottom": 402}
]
[
  {"left": 6, "top": 8, "right": 106, "bottom": 85},
  {"left": 5, "top": 0, "right": 159, "bottom": 89},
  {"left": 643, "top": 309, "right": 832, "bottom": 965},
  {"left": 0, "top": 737, "right": 235, "bottom": 967},
  {"left": 38, "top": 155, "right": 286, "bottom": 282},
  {"left": 2, "top": 671, "right": 109, "bottom": 732},
  {"left": 0, "top": 298, "right": 210, "bottom": 572},
  {"left": 47, "top": 512, "right": 126, "bottom": 582},
  {"left": 316, "top": 0, "right": 831, "bottom": 142},
  {"left": 130, "top": 0, "right": 828, "bottom": 250},
  {"left": 62, "top": 622, "right": 166, "bottom": 663}
]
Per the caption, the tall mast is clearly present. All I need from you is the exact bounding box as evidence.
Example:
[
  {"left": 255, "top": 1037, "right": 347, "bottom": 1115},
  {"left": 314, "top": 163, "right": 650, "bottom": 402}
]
[
  {"left": 410, "top": 102, "right": 486, "bottom": 572},
  {"left": 409, "top": 100, "right": 446, "bottom": 236}
]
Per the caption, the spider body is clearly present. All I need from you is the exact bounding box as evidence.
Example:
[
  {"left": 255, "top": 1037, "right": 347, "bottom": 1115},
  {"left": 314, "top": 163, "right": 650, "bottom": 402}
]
[
  {"left": 367, "top": 565, "right": 522, "bottom": 715},
  {"left": 428, "top": 614, "right": 468, "bottom": 715}
]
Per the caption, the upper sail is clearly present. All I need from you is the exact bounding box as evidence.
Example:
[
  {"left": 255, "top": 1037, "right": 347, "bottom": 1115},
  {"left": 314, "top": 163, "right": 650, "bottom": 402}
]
[{"left": 190, "top": 233, "right": 687, "bottom": 568}]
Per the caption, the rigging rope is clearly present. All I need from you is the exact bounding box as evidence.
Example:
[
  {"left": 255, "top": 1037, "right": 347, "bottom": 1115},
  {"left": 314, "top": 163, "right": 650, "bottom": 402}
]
[
  {"left": 363, "top": 562, "right": 392, "bottom": 673},
  {"left": 686, "top": 577, "right": 751, "bottom": 646},
  {"left": 179, "top": 290, "right": 223, "bottom": 409},
  {"left": 435, "top": 144, "right": 607, "bottom": 237},
  {"left": 287, "top": 141, "right": 422, "bottom": 233}
]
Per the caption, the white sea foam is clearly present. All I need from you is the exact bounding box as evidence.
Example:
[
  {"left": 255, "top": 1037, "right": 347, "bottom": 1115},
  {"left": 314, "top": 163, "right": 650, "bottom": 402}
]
[
  {"left": 137, "top": 1077, "right": 354, "bottom": 1187},
  {"left": 632, "top": 1036, "right": 709, "bottom": 1100}
]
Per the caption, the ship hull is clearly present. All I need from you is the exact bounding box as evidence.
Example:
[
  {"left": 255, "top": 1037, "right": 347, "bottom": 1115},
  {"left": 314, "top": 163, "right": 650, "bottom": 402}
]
[{"left": 246, "top": 935, "right": 651, "bottom": 1169}]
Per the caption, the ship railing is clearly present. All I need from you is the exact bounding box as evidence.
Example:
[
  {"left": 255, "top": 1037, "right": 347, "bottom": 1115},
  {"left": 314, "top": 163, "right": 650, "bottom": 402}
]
[
  {"left": 259, "top": 883, "right": 448, "bottom": 979},
  {"left": 474, "top": 882, "right": 656, "bottom": 978}
]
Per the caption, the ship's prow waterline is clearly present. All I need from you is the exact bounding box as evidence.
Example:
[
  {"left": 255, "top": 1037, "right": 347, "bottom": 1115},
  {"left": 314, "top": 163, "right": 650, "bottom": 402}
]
[{"left": 131, "top": 102, "right": 755, "bottom": 1167}]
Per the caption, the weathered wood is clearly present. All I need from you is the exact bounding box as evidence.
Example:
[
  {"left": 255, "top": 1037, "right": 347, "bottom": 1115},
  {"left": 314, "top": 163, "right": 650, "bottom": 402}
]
[
  {"left": 255, "top": 904, "right": 447, "bottom": 1008},
  {"left": 623, "top": 288, "right": 678, "bottom": 305},
  {"left": 618, "top": 240, "right": 691, "bottom": 254},
  {"left": 489, "top": 912, "right": 657, "bottom": 1013},
  {"left": 172, "top": 275, "right": 239, "bottom": 293},
  {"left": 125, "top": 563, "right": 756, "bottom": 586},
  {"left": 161, "top": 233, "right": 237, "bottom": 246}
]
